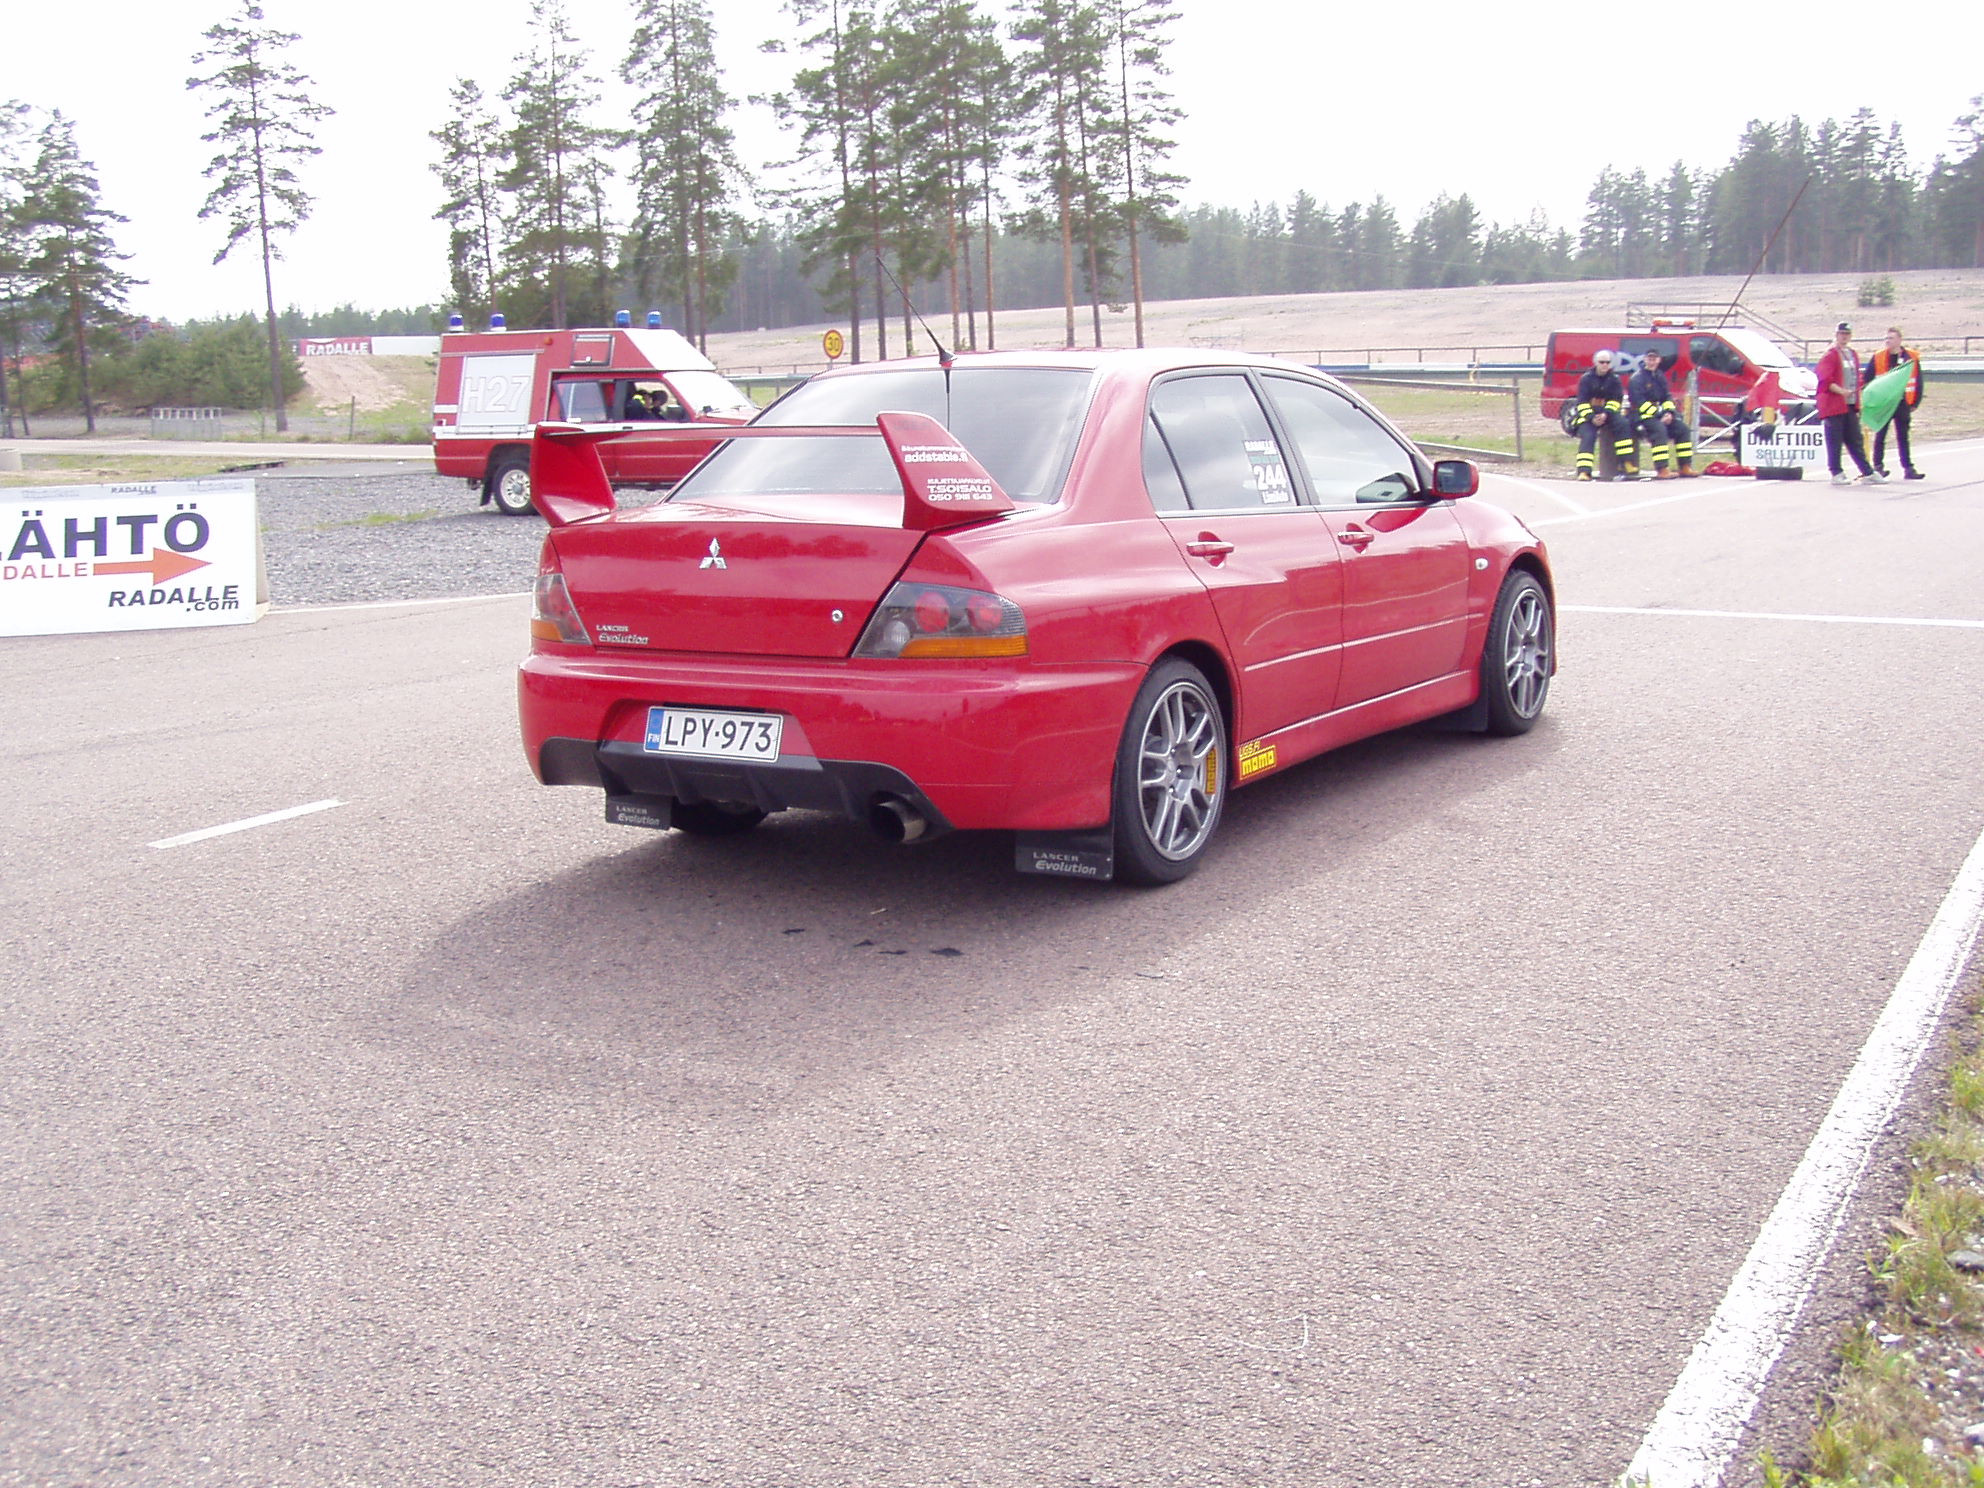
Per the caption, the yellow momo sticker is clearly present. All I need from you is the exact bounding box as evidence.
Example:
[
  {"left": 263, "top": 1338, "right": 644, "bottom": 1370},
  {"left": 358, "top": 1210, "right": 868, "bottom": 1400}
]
[{"left": 1237, "top": 739, "right": 1277, "bottom": 779}]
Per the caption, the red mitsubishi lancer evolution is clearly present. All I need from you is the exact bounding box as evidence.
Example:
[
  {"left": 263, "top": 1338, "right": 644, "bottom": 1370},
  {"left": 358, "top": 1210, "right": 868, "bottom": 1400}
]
[{"left": 519, "top": 350, "right": 1554, "bottom": 883}]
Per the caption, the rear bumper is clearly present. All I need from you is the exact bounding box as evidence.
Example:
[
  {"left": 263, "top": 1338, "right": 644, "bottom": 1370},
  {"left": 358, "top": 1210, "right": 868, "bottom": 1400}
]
[{"left": 519, "top": 648, "right": 1143, "bottom": 832}]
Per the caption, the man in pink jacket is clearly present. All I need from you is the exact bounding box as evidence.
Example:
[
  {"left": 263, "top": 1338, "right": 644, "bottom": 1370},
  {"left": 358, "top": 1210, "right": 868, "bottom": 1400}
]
[{"left": 1815, "top": 321, "right": 1881, "bottom": 485}]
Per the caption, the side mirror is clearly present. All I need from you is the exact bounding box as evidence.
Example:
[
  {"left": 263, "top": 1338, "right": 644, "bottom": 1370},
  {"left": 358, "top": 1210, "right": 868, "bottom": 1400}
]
[{"left": 1432, "top": 459, "right": 1479, "bottom": 498}]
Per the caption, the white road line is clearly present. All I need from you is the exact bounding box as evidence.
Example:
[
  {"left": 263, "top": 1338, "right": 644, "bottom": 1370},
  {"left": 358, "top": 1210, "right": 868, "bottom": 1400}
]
[
  {"left": 1532, "top": 486, "right": 1728, "bottom": 526},
  {"left": 1565, "top": 604, "right": 1984, "bottom": 631},
  {"left": 149, "top": 798, "right": 344, "bottom": 850},
  {"left": 1484, "top": 472, "right": 1592, "bottom": 516},
  {"left": 277, "top": 591, "right": 530, "bottom": 615},
  {"left": 1621, "top": 823, "right": 1984, "bottom": 1488}
]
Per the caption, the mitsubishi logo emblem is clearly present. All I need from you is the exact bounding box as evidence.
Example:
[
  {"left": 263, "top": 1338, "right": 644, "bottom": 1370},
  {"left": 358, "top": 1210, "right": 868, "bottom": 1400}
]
[{"left": 698, "top": 538, "right": 727, "bottom": 570}]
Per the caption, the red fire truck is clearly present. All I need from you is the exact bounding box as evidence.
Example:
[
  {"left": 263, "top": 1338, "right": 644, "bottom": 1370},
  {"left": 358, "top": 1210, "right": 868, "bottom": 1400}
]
[
  {"left": 1541, "top": 321, "right": 1817, "bottom": 432},
  {"left": 432, "top": 318, "right": 757, "bottom": 514}
]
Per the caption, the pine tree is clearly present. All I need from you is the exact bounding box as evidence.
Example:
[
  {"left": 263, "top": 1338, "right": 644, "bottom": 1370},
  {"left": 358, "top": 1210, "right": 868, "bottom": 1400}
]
[
  {"left": 1357, "top": 198, "right": 1402, "bottom": 289},
  {"left": 1101, "top": 0, "right": 1183, "bottom": 346},
  {"left": 431, "top": 78, "right": 508, "bottom": 327},
  {"left": 1010, "top": 0, "right": 1114, "bottom": 346},
  {"left": 0, "top": 100, "right": 36, "bottom": 437},
  {"left": 1660, "top": 162, "right": 1695, "bottom": 276},
  {"left": 187, "top": 1, "right": 333, "bottom": 434},
  {"left": 623, "top": 0, "right": 742, "bottom": 351},
  {"left": 884, "top": 0, "right": 1010, "bottom": 351},
  {"left": 1871, "top": 123, "right": 1916, "bottom": 271},
  {"left": 18, "top": 113, "right": 138, "bottom": 433},
  {"left": 768, "top": 0, "right": 878, "bottom": 360},
  {"left": 500, "top": 0, "right": 616, "bottom": 328},
  {"left": 1925, "top": 96, "right": 1984, "bottom": 267}
]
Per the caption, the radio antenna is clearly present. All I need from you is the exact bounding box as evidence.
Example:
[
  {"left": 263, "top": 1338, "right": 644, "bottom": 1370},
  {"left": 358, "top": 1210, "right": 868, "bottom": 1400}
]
[
  {"left": 1719, "top": 175, "right": 1810, "bottom": 329},
  {"left": 874, "top": 253, "right": 953, "bottom": 425}
]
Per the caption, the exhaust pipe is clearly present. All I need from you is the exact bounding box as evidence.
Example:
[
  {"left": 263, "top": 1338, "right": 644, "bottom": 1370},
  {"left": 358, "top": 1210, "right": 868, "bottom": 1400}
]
[{"left": 869, "top": 795, "right": 928, "bottom": 844}]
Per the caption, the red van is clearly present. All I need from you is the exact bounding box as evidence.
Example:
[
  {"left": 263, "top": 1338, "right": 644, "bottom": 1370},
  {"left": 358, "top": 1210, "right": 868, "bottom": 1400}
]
[
  {"left": 1541, "top": 322, "right": 1816, "bottom": 432},
  {"left": 432, "top": 320, "right": 756, "bottom": 515}
]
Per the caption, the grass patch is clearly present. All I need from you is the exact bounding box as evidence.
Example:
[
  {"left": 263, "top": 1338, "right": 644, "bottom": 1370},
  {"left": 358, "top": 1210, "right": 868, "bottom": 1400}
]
[{"left": 1762, "top": 993, "right": 1984, "bottom": 1486}]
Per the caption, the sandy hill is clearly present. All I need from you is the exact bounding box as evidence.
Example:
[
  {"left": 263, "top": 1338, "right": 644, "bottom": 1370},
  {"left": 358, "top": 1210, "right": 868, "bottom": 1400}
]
[{"left": 704, "top": 268, "right": 1984, "bottom": 374}]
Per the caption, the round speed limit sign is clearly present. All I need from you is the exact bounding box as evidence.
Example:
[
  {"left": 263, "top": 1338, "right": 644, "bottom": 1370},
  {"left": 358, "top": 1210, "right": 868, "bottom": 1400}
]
[{"left": 823, "top": 329, "right": 845, "bottom": 361}]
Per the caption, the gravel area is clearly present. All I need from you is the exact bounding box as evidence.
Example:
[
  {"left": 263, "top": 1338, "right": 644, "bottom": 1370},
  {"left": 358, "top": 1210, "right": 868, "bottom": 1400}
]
[{"left": 256, "top": 465, "right": 557, "bottom": 607}]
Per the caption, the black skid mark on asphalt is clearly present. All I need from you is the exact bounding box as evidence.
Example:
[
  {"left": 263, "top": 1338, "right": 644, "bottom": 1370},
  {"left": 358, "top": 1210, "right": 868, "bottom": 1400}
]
[
  {"left": 930, "top": 947, "right": 964, "bottom": 957},
  {"left": 783, "top": 927, "right": 806, "bottom": 935}
]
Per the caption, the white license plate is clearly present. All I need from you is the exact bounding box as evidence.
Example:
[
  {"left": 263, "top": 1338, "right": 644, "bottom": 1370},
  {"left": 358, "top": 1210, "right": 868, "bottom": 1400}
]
[{"left": 643, "top": 706, "right": 783, "bottom": 762}]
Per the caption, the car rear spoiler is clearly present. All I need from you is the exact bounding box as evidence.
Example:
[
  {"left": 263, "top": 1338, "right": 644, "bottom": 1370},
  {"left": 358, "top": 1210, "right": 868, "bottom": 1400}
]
[{"left": 530, "top": 412, "right": 1018, "bottom": 530}]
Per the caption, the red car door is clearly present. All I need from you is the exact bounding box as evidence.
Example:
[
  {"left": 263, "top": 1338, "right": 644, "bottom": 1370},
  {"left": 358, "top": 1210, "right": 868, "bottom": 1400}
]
[
  {"left": 1145, "top": 373, "right": 1344, "bottom": 741},
  {"left": 1259, "top": 375, "right": 1471, "bottom": 709}
]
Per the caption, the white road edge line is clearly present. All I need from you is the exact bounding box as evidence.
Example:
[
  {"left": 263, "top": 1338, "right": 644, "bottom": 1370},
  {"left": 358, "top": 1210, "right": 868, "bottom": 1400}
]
[
  {"left": 1565, "top": 604, "right": 1984, "bottom": 631},
  {"left": 276, "top": 591, "right": 531, "bottom": 615},
  {"left": 150, "top": 798, "right": 344, "bottom": 850},
  {"left": 1620, "top": 822, "right": 1984, "bottom": 1488}
]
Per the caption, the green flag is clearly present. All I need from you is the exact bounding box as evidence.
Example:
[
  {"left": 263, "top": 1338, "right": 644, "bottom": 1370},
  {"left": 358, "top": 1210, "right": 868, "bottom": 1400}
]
[{"left": 1861, "top": 363, "right": 1912, "bottom": 433}]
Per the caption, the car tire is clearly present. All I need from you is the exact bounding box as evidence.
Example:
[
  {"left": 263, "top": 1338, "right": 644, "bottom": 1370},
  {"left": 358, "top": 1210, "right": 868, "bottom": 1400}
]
[
  {"left": 1112, "top": 657, "right": 1227, "bottom": 885},
  {"left": 1558, "top": 403, "right": 1580, "bottom": 436},
  {"left": 488, "top": 452, "right": 535, "bottom": 516},
  {"left": 670, "top": 799, "right": 768, "bottom": 837},
  {"left": 1481, "top": 570, "right": 1552, "bottom": 736}
]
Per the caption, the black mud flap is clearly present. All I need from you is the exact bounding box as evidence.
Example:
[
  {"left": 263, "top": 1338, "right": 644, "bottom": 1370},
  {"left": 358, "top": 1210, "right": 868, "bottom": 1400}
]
[
  {"left": 1015, "top": 828, "right": 1115, "bottom": 881},
  {"left": 605, "top": 793, "right": 673, "bottom": 830}
]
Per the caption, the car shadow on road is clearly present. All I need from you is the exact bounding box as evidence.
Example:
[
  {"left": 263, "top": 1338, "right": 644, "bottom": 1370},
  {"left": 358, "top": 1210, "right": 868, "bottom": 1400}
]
[{"left": 391, "top": 719, "right": 1565, "bottom": 1117}]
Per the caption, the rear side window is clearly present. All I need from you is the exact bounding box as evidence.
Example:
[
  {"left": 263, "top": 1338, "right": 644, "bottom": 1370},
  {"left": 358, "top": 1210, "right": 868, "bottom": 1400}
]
[
  {"left": 681, "top": 367, "right": 1092, "bottom": 502},
  {"left": 1617, "top": 336, "right": 1680, "bottom": 369},
  {"left": 1261, "top": 375, "right": 1423, "bottom": 504},
  {"left": 555, "top": 380, "right": 611, "bottom": 422},
  {"left": 1146, "top": 374, "right": 1294, "bottom": 511}
]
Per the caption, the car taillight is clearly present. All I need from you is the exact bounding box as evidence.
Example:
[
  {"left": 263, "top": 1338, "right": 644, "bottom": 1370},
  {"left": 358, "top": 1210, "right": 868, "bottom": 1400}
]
[
  {"left": 854, "top": 582, "right": 1027, "bottom": 659},
  {"left": 531, "top": 563, "right": 590, "bottom": 644}
]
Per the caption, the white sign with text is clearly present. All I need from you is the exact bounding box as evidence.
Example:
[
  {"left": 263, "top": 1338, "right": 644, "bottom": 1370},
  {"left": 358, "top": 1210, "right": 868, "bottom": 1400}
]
[
  {"left": 1737, "top": 423, "right": 1826, "bottom": 470},
  {"left": 1, "top": 479, "right": 260, "bottom": 637}
]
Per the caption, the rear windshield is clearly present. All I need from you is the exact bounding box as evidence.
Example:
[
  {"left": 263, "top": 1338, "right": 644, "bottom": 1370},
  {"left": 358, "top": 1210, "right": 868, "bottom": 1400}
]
[{"left": 670, "top": 367, "right": 1094, "bottom": 504}]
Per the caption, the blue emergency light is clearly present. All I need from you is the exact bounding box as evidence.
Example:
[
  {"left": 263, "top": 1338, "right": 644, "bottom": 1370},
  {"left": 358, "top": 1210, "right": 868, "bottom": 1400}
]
[
  {"left": 646, "top": 311, "right": 663, "bottom": 329},
  {"left": 446, "top": 313, "right": 465, "bottom": 331},
  {"left": 489, "top": 313, "right": 506, "bottom": 329},
  {"left": 614, "top": 310, "right": 631, "bottom": 327}
]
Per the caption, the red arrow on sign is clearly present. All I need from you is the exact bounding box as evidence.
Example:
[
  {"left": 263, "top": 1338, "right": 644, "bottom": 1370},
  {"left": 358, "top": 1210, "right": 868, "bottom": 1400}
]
[{"left": 93, "top": 549, "right": 212, "bottom": 585}]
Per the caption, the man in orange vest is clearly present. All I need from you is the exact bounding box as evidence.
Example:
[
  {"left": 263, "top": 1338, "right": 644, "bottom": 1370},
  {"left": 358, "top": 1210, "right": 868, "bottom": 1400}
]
[{"left": 1866, "top": 326, "right": 1927, "bottom": 481}]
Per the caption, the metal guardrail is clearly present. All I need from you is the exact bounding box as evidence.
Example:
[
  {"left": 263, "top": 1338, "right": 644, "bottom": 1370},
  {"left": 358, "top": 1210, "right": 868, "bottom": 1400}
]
[{"left": 1336, "top": 373, "right": 1525, "bottom": 463}]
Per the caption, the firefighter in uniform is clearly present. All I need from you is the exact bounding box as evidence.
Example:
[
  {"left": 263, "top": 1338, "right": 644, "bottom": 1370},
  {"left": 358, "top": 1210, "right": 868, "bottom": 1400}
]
[
  {"left": 1628, "top": 351, "right": 1695, "bottom": 479},
  {"left": 1572, "top": 349, "right": 1634, "bottom": 481}
]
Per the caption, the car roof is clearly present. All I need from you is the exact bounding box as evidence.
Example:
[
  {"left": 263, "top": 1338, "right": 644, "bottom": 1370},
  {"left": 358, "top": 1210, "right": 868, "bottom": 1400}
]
[{"left": 800, "top": 347, "right": 1335, "bottom": 381}]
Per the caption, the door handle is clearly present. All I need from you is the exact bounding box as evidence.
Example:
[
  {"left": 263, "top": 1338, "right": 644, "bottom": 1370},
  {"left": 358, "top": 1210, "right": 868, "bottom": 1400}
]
[
  {"left": 1185, "top": 538, "right": 1236, "bottom": 560},
  {"left": 1336, "top": 526, "right": 1375, "bottom": 550}
]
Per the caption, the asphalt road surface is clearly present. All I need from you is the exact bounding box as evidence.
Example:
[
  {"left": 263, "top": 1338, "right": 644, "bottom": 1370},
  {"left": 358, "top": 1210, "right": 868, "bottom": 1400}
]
[{"left": 5, "top": 443, "right": 1984, "bottom": 1487}]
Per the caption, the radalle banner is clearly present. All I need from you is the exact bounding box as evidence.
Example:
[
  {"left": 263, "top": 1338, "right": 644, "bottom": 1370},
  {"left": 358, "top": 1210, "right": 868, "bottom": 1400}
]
[{"left": 1, "top": 479, "right": 263, "bottom": 637}]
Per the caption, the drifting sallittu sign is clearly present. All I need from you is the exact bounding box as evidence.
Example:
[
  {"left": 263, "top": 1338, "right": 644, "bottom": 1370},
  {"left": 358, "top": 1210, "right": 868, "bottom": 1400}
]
[{"left": 1, "top": 480, "right": 262, "bottom": 637}]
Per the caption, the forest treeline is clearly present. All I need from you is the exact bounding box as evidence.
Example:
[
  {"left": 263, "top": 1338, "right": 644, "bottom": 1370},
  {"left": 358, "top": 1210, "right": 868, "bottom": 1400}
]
[{"left": 3, "top": 0, "right": 1984, "bottom": 425}]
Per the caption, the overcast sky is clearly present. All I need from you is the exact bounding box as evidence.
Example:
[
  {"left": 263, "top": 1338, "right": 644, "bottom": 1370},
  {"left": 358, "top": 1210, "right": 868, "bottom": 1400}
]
[{"left": 5, "top": 0, "right": 1980, "bottom": 324}]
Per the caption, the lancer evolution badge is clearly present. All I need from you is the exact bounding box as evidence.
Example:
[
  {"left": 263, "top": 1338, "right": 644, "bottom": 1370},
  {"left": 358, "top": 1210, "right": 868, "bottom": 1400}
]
[{"left": 698, "top": 539, "right": 727, "bottom": 570}]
